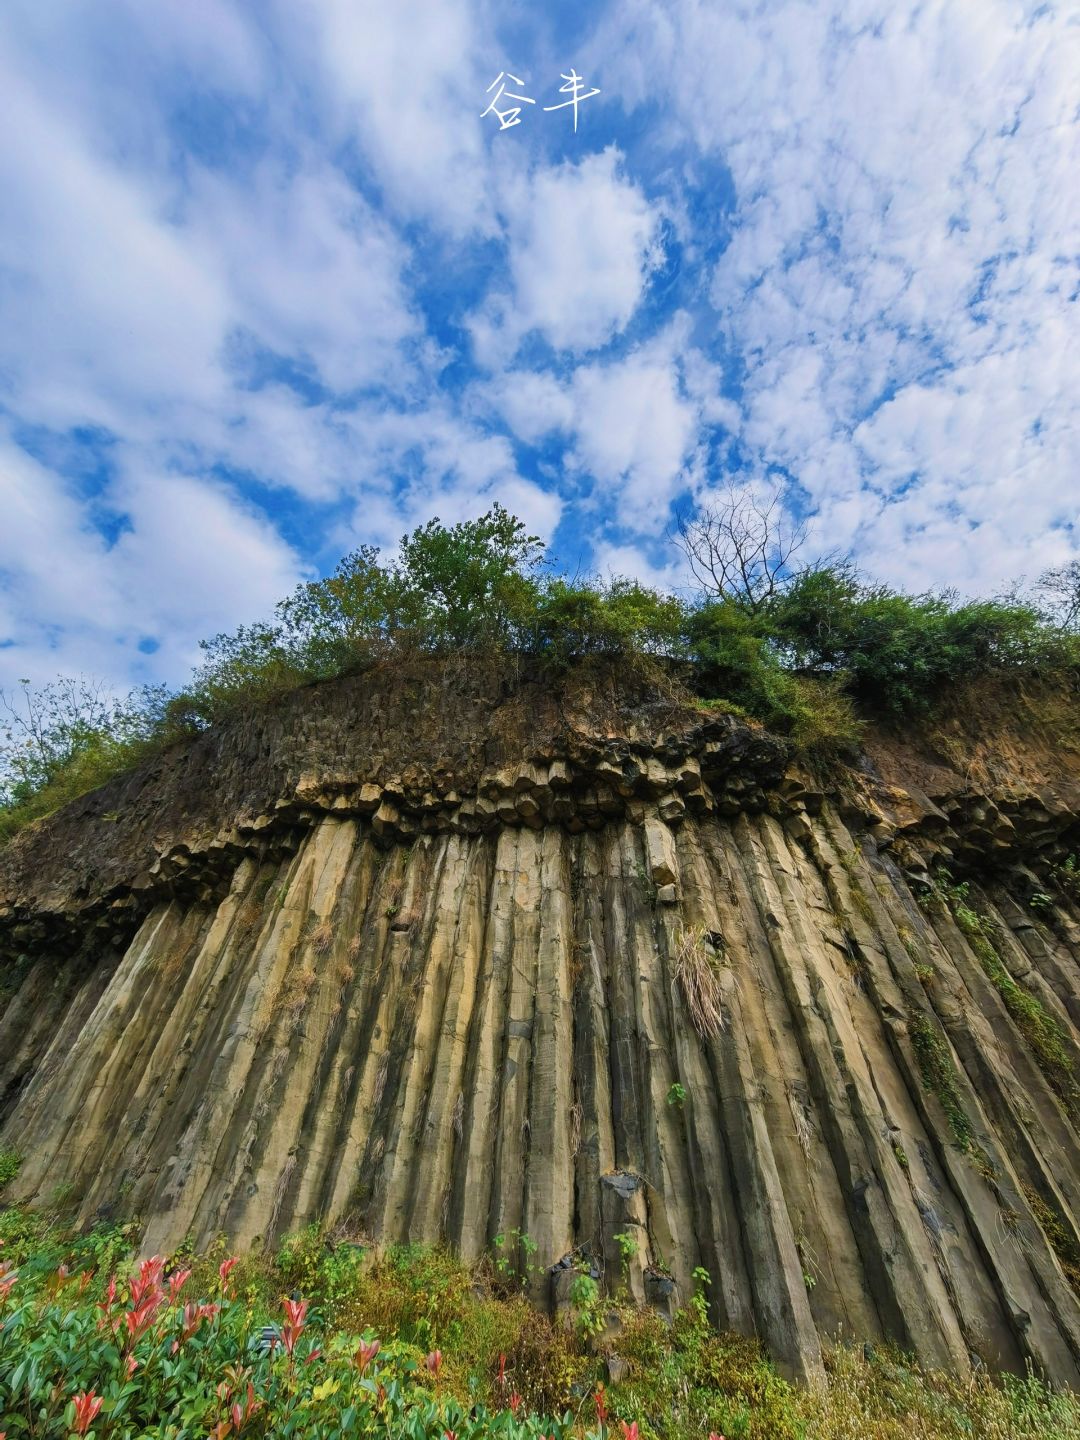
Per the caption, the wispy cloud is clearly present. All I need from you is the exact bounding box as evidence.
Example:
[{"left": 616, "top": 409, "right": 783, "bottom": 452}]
[{"left": 0, "top": 0, "right": 1076, "bottom": 691}]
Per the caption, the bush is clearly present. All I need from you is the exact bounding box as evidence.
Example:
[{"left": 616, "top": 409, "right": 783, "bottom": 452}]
[
  {"left": 0, "top": 1148, "right": 21, "bottom": 1192},
  {"left": 771, "top": 564, "right": 1077, "bottom": 716},
  {"left": 524, "top": 578, "right": 686, "bottom": 668},
  {"left": 4, "top": 509, "right": 1079, "bottom": 845},
  {"left": 684, "top": 600, "right": 861, "bottom": 757},
  {"left": 2, "top": 1218, "right": 1080, "bottom": 1440}
]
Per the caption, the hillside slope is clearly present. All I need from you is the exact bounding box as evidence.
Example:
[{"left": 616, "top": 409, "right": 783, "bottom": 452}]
[{"left": 2, "top": 661, "right": 1080, "bottom": 1386}]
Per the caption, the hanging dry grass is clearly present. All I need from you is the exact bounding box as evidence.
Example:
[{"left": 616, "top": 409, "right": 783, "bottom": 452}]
[
  {"left": 568, "top": 1098, "right": 583, "bottom": 1158},
  {"left": 787, "top": 1083, "right": 815, "bottom": 1156},
  {"left": 279, "top": 966, "right": 318, "bottom": 1027},
  {"left": 309, "top": 921, "right": 334, "bottom": 954},
  {"left": 451, "top": 1089, "right": 464, "bottom": 1142},
  {"left": 267, "top": 1152, "right": 298, "bottom": 1238},
  {"left": 372, "top": 1054, "right": 390, "bottom": 1111},
  {"left": 673, "top": 923, "right": 725, "bottom": 1038}
]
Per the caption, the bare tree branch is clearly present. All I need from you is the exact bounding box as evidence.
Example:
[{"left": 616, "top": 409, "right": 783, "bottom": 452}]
[
  {"left": 1034, "top": 560, "right": 1080, "bottom": 632},
  {"left": 674, "top": 479, "right": 808, "bottom": 611}
]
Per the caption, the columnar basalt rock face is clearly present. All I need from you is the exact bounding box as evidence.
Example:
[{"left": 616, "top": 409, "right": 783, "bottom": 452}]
[{"left": 2, "top": 664, "right": 1080, "bottom": 1386}]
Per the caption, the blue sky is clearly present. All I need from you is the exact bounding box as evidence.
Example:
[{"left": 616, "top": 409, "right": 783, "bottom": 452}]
[{"left": 0, "top": 0, "right": 1077, "bottom": 692}]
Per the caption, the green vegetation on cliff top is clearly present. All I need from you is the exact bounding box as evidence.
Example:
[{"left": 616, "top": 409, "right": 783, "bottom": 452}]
[{"left": 2, "top": 503, "right": 1079, "bottom": 843}]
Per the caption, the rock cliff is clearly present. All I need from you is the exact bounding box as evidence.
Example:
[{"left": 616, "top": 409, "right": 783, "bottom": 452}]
[{"left": 2, "top": 660, "right": 1080, "bottom": 1386}]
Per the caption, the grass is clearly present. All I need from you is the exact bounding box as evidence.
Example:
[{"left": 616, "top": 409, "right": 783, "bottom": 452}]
[
  {"left": 0, "top": 1148, "right": 21, "bottom": 1192},
  {"left": 943, "top": 882, "right": 1080, "bottom": 1121},
  {"left": 1020, "top": 1182, "right": 1080, "bottom": 1299},
  {"left": 671, "top": 924, "right": 725, "bottom": 1039},
  {"left": 908, "top": 1009, "right": 976, "bottom": 1152},
  {"left": 3, "top": 1211, "right": 1080, "bottom": 1439}
]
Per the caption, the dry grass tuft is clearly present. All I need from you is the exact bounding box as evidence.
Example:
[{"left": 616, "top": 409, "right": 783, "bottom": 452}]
[
  {"left": 451, "top": 1090, "right": 464, "bottom": 1142},
  {"left": 787, "top": 1083, "right": 815, "bottom": 1156},
  {"left": 267, "top": 1152, "right": 298, "bottom": 1238},
  {"left": 279, "top": 966, "right": 318, "bottom": 1026},
  {"left": 372, "top": 1054, "right": 390, "bottom": 1112},
  {"left": 309, "top": 921, "right": 334, "bottom": 954},
  {"left": 673, "top": 923, "right": 726, "bottom": 1038},
  {"left": 568, "top": 1098, "right": 583, "bottom": 1158}
]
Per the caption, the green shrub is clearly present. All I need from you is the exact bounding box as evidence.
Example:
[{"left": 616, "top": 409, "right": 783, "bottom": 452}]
[
  {"left": 524, "top": 578, "right": 685, "bottom": 668},
  {"left": 908, "top": 1009, "right": 975, "bottom": 1151},
  {"left": 943, "top": 884, "right": 1080, "bottom": 1120},
  {"left": 3, "top": 1219, "right": 1080, "bottom": 1440},
  {"left": 4, "top": 509, "right": 1079, "bottom": 846},
  {"left": 685, "top": 599, "right": 861, "bottom": 757},
  {"left": 0, "top": 1148, "right": 22, "bottom": 1192},
  {"left": 772, "top": 564, "right": 1078, "bottom": 716}
]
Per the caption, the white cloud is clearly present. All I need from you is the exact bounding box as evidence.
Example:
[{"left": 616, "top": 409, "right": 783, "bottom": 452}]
[
  {"left": 589, "top": 540, "right": 688, "bottom": 594},
  {"left": 479, "top": 321, "right": 729, "bottom": 532},
  {"left": 470, "top": 148, "right": 663, "bottom": 363},
  {"left": 473, "top": 371, "right": 576, "bottom": 446},
  {"left": 331, "top": 404, "right": 563, "bottom": 553},
  {"left": 593, "top": 0, "right": 1080, "bottom": 592},
  {"left": 0, "top": 438, "right": 305, "bottom": 691},
  {"left": 189, "top": 163, "right": 422, "bottom": 395},
  {"left": 0, "top": 57, "right": 228, "bottom": 432},
  {"left": 570, "top": 348, "right": 696, "bottom": 524},
  {"left": 278, "top": 0, "right": 493, "bottom": 236}
]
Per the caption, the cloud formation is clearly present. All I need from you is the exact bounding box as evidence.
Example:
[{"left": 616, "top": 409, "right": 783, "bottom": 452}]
[
  {"left": 0, "top": 0, "right": 1076, "bottom": 692},
  {"left": 592, "top": 0, "right": 1079, "bottom": 588}
]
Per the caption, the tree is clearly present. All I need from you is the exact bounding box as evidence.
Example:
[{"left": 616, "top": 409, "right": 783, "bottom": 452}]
[
  {"left": 1034, "top": 560, "right": 1080, "bottom": 632},
  {"left": 277, "top": 545, "right": 390, "bottom": 674},
  {"left": 0, "top": 677, "right": 164, "bottom": 808},
  {"left": 389, "top": 504, "right": 545, "bottom": 650},
  {"left": 674, "top": 479, "right": 808, "bottom": 613}
]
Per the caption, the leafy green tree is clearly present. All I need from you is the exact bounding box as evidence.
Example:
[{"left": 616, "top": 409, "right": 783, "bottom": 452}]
[
  {"left": 0, "top": 678, "right": 165, "bottom": 809},
  {"left": 277, "top": 545, "right": 392, "bottom": 675},
  {"left": 389, "top": 504, "right": 545, "bottom": 650},
  {"left": 770, "top": 564, "right": 1069, "bottom": 715},
  {"left": 524, "top": 578, "right": 686, "bottom": 666}
]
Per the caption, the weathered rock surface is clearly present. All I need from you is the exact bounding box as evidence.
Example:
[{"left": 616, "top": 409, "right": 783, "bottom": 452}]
[{"left": 2, "top": 662, "right": 1080, "bottom": 1386}]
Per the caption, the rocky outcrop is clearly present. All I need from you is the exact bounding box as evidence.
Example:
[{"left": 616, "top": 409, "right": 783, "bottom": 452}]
[{"left": 2, "top": 662, "right": 1080, "bottom": 1386}]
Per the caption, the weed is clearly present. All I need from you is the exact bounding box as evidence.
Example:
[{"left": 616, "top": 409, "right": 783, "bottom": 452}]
[
  {"left": 490, "top": 1230, "right": 543, "bottom": 1293},
  {"left": 942, "top": 882, "right": 1080, "bottom": 1119},
  {"left": 613, "top": 1231, "right": 637, "bottom": 1281},
  {"left": 666, "top": 1082, "right": 687, "bottom": 1109},
  {"left": 569, "top": 1269, "right": 604, "bottom": 1338},
  {"left": 1020, "top": 1182, "right": 1080, "bottom": 1299},
  {"left": 672, "top": 924, "right": 725, "bottom": 1039},
  {"left": 1052, "top": 853, "right": 1080, "bottom": 900},
  {"left": 897, "top": 923, "right": 922, "bottom": 964},
  {"left": 908, "top": 1010, "right": 975, "bottom": 1152},
  {"left": 0, "top": 1148, "right": 21, "bottom": 1193},
  {"left": 309, "top": 921, "right": 334, "bottom": 953},
  {"left": 279, "top": 966, "right": 318, "bottom": 1028}
]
